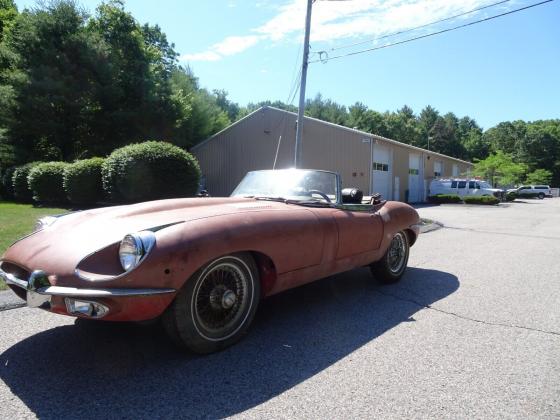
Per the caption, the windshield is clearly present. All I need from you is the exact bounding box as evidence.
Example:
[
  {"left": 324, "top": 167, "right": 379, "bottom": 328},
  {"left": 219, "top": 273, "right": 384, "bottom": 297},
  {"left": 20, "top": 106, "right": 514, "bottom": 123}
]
[
  {"left": 479, "top": 181, "right": 492, "bottom": 189},
  {"left": 231, "top": 169, "right": 339, "bottom": 204}
]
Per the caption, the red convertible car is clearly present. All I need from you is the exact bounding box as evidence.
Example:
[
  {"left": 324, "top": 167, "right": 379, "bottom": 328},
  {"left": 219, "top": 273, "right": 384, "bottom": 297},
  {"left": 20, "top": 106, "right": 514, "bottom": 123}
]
[{"left": 0, "top": 169, "right": 420, "bottom": 353}]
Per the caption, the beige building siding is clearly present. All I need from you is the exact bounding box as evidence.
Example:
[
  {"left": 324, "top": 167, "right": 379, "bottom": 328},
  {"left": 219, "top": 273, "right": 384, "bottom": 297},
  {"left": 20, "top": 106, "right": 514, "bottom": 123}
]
[
  {"left": 301, "top": 118, "right": 372, "bottom": 193},
  {"left": 192, "top": 106, "right": 473, "bottom": 201}
]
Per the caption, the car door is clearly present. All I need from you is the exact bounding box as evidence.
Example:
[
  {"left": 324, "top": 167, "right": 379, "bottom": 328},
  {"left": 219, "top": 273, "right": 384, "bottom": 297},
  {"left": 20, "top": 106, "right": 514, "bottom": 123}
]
[
  {"left": 332, "top": 208, "right": 383, "bottom": 259},
  {"left": 468, "top": 181, "right": 479, "bottom": 196},
  {"left": 457, "top": 180, "right": 467, "bottom": 197},
  {"left": 518, "top": 186, "right": 530, "bottom": 196}
]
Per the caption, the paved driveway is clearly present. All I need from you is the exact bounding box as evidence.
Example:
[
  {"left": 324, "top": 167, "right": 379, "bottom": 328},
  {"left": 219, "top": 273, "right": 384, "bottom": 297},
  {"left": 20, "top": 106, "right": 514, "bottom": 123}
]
[{"left": 0, "top": 199, "right": 558, "bottom": 419}]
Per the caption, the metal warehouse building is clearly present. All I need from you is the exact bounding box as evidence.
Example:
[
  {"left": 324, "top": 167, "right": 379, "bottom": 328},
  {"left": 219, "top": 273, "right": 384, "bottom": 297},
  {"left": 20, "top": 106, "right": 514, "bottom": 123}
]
[{"left": 192, "top": 106, "right": 473, "bottom": 202}]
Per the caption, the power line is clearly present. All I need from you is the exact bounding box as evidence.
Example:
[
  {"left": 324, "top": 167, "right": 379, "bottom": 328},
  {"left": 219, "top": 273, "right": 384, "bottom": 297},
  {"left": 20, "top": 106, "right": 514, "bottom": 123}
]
[
  {"left": 310, "top": 0, "right": 554, "bottom": 64},
  {"left": 286, "top": 42, "right": 303, "bottom": 104},
  {"left": 329, "top": 0, "right": 512, "bottom": 52},
  {"left": 287, "top": 68, "right": 302, "bottom": 105}
]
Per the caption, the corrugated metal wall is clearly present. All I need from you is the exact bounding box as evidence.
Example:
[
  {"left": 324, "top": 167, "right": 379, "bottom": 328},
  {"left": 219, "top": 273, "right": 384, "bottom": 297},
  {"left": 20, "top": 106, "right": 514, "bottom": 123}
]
[
  {"left": 301, "top": 118, "right": 372, "bottom": 193},
  {"left": 192, "top": 107, "right": 474, "bottom": 200}
]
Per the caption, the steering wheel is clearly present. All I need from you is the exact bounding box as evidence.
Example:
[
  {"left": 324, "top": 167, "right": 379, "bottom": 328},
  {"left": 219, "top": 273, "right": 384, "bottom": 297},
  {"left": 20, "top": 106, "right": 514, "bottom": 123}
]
[{"left": 308, "top": 189, "right": 332, "bottom": 203}]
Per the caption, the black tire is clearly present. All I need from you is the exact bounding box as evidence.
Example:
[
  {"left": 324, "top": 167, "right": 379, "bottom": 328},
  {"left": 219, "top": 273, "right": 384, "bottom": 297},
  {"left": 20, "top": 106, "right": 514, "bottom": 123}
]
[
  {"left": 162, "top": 252, "right": 260, "bottom": 354},
  {"left": 370, "top": 231, "right": 410, "bottom": 284},
  {"left": 538, "top": 193, "right": 545, "bottom": 200}
]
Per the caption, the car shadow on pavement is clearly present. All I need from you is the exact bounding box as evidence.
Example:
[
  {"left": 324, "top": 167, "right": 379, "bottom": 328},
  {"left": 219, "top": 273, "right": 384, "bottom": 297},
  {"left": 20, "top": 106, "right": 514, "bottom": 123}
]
[{"left": 0, "top": 267, "right": 458, "bottom": 419}]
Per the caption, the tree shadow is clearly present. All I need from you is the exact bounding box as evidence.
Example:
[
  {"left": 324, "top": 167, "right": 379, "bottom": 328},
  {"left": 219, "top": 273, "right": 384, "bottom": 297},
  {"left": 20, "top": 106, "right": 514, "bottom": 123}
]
[{"left": 0, "top": 267, "right": 458, "bottom": 418}]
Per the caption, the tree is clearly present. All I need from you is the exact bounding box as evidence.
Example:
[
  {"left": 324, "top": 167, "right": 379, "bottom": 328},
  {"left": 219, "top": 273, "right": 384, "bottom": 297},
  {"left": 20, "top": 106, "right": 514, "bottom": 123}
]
[
  {"left": 0, "top": 0, "right": 17, "bottom": 43},
  {"left": 473, "top": 151, "right": 527, "bottom": 186},
  {"left": 463, "top": 129, "right": 490, "bottom": 161},
  {"left": 384, "top": 105, "right": 422, "bottom": 147},
  {"left": 418, "top": 105, "right": 439, "bottom": 147},
  {"left": 213, "top": 89, "right": 239, "bottom": 122},
  {"left": 4, "top": 0, "right": 104, "bottom": 161},
  {"left": 305, "top": 93, "right": 348, "bottom": 126},
  {"left": 483, "top": 119, "right": 560, "bottom": 186},
  {"left": 169, "top": 67, "right": 230, "bottom": 148},
  {"left": 525, "top": 169, "right": 552, "bottom": 185},
  {"left": 0, "top": 0, "right": 191, "bottom": 163}
]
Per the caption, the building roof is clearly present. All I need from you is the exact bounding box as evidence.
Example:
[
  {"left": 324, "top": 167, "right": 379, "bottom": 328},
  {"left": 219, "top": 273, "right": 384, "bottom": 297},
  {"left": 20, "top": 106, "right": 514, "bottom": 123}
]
[{"left": 192, "top": 106, "right": 473, "bottom": 166}]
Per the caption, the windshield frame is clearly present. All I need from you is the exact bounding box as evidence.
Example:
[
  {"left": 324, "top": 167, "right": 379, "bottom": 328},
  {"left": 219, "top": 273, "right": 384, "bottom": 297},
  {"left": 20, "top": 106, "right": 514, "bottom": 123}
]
[{"left": 231, "top": 169, "right": 342, "bottom": 205}]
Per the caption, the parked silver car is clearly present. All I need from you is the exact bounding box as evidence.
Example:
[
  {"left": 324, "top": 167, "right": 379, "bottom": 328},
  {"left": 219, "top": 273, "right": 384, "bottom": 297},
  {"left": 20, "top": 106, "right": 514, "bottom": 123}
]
[{"left": 508, "top": 185, "right": 552, "bottom": 199}]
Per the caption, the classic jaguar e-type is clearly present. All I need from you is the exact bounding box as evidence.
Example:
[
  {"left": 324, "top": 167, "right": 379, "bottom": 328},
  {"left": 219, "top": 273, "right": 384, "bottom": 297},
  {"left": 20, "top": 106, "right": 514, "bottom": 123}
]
[{"left": 0, "top": 169, "right": 420, "bottom": 353}]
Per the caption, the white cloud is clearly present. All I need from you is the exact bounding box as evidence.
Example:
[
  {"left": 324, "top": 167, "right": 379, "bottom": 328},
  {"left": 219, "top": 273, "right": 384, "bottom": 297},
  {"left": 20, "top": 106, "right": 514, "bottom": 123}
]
[
  {"left": 214, "top": 35, "right": 261, "bottom": 56},
  {"left": 180, "top": 35, "right": 261, "bottom": 62},
  {"left": 180, "top": 0, "right": 502, "bottom": 62},
  {"left": 180, "top": 51, "right": 222, "bottom": 62}
]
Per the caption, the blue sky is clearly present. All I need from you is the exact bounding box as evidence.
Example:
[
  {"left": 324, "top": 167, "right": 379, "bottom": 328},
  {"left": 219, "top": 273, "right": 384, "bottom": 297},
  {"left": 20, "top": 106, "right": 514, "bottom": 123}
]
[{"left": 15, "top": 0, "right": 560, "bottom": 129}]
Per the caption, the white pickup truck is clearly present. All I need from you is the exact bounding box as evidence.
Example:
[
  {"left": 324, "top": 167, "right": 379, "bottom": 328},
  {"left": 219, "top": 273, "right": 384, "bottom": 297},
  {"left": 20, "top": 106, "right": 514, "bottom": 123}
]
[{"left": 429, "top": 179, "right": 504, "bottom": 198}]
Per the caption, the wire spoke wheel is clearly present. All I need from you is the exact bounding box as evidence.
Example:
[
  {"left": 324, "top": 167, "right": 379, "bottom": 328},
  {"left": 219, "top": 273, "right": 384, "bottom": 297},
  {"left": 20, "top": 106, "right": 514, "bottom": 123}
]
[
  {"left": 163, "top": 253, "right": 260, "bottom": 354},
  {"left": 387, "top": 232, "right": 407, "bottom": 274},
  {"left": 193, "top": 262, "right": 249, "bottom": 338},
  {"left": 370, "top": 230, "right": 410, "bottom": 284}
]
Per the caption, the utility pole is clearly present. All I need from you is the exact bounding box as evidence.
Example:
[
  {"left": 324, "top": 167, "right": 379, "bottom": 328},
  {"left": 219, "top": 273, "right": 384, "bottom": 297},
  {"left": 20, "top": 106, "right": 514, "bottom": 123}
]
[{"left": 294, "top": 0, "right": 313, "bottom": 168}]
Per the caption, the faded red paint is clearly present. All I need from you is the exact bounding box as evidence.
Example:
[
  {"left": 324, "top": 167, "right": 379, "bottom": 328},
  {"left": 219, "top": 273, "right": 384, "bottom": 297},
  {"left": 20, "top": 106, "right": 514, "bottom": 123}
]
[{"left": 1, "top": 197, "right": 420, "bottom": 322}]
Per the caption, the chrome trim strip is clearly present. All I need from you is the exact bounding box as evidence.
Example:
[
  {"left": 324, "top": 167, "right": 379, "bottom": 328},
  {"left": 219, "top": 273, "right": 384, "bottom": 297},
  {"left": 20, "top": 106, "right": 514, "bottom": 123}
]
[
  {"left": 0, "top": 269, "right": 27, "bottom": 289},
  {"left": 35, "top": 286, "right": 176, "bottom": 297},
  {"left": 0, "top": 267, "right": 175, "bottom": 298}
]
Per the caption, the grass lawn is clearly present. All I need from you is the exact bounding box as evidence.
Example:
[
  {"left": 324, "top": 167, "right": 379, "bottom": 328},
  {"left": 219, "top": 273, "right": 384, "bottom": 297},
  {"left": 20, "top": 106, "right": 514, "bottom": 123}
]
[{"left": 0, "top": 201, "right": 69, "bottom": 290}]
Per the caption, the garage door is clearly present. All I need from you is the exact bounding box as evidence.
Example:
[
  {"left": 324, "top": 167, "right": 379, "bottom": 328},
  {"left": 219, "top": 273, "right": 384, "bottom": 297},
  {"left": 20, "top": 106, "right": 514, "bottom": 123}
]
[
  {"left": 371, "top": 144, "right": 391, "bottom": 200},
  {"left": 452, "top": 164, "right": 459, "bottom": 177},
  {"left": 408, "top": 153, "right": 421, "bottom": 203},
  {"left": 434, "top": 161, "right": 443, "bottom": 177}
]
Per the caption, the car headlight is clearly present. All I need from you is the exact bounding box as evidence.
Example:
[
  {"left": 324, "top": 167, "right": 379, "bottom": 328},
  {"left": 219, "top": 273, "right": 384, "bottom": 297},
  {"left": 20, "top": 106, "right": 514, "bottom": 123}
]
[{"left": 118, "top": 231, "right": 156, "bottom": 272}]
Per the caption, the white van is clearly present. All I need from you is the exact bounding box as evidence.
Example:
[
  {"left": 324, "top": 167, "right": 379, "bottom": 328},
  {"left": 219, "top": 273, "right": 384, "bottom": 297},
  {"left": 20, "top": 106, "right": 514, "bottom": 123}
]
[{"left": 429, "top": 179, "right": 504, "bottom": 198}]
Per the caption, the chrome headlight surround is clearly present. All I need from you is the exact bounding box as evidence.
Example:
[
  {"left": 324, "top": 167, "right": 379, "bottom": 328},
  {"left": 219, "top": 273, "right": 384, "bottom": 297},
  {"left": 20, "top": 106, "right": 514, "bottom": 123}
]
[{"left": 118, "top": 231, "right": 156, "bottom": 272}]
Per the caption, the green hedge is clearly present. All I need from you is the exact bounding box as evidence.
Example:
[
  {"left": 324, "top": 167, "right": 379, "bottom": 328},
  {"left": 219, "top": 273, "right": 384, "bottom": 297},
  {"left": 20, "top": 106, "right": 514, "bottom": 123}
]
[
  {"left": 428, "top": 194, "right": 462, "bottom": 204},
  {"left": 0, "top": 166, "right": 16, "bottom": 200},
  {"left": 63, "top": 158, "right": 105, "bottom": 205},
  {"left": 12, "top": 162, "right": 42, "bottom": 203},
  {"left": 28, "top": 162, "right": 69, "bottom": 204},
  {"left": 463, "top": 195, "right": 500, "bottom": 205},
  {"left": 102, "top": 141, "right": 201, "bottom": 203}
]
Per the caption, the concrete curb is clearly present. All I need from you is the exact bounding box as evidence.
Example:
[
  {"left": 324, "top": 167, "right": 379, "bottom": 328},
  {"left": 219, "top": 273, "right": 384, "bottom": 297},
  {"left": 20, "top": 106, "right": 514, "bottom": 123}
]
[{"left": 0, "top": 290, "right": 25, "bottom": 311}]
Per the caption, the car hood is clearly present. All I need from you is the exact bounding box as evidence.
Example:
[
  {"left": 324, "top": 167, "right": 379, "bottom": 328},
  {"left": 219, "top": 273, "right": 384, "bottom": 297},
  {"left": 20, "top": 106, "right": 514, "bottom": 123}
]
[{"left": 1, "top": 197, "right": 288, "bottom": 272}]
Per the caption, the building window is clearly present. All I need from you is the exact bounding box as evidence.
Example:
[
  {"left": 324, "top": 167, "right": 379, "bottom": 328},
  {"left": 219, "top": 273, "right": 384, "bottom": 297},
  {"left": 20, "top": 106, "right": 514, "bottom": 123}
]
[
  {"left": 373, "top": 162, "right": 389, "bottom": 171},
  {"left": 434, "top": 171, "right": 442, "bottom": 177},
  {"left": 408, "top": 168, "right": 419, "bottom": 175}
]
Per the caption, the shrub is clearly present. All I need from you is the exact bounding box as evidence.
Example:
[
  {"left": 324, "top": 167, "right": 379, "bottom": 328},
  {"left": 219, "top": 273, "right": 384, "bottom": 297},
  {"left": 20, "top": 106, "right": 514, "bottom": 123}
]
[
  {"left": 428, "top": 194, "right": 462, "bottom": 204},
  {"left": 64, "top": 158, "right": 105, "bottom": 205},
  {"left": 1, "top": 166, "right": 17, "bottom": 200},
  {"left": 12, "top": 162, "right": 42, "bottom": 203},
  {"left": 463, "top": 195, "right": 499, "bottom": 205},
  {"left": 28, "top": 161, "right": 69, "bottom": 204},
  {"left": 102, "top": 141, "right": 201, "bottom": 203}
]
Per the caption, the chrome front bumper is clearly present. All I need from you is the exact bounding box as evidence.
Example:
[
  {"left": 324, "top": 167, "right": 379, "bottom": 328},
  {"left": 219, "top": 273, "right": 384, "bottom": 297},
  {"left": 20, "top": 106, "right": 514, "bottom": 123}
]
[{"left": 0, "top": 266, "right": 176, "bottom": 309}]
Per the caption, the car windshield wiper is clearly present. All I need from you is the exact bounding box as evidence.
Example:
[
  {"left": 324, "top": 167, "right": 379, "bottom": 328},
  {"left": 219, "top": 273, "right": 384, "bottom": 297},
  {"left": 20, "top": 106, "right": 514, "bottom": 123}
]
[
  {"left": 253, "top": 196, "right": 289, "bottom": 203},
  {"left": 286, "top": 199, "right": 335, "bottom": 208},
  {"left": 253, "top": 196, "right": 335, "bottom": 208}
]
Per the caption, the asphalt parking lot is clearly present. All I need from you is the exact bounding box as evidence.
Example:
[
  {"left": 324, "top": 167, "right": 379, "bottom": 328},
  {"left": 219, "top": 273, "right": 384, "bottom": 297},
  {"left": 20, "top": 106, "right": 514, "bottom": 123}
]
[{"left": 0, "top": 198, "right": 559, "bottom": 419}]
